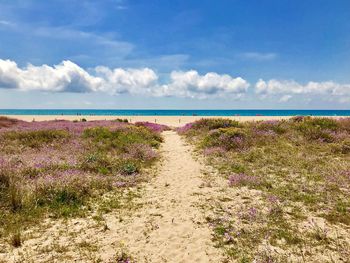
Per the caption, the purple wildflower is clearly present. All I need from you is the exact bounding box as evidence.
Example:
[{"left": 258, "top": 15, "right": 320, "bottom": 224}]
[
  {"left": 177, "top": 122, "right": 194, "bottom": 134},
  {"left": 124, "top": 143, "right": 158, "bottom": 161},
  {"left": 203, "top": 146, "right": 226, "bottom": 156},
  {"left": 224, "top": 232, "right": 234, "bottom": 243},
  {"left": 135, "top": 122, "right": 169, "bottom": 133},
  {"left": 228, "top": 173, "right": 261, "bottom": 187}
]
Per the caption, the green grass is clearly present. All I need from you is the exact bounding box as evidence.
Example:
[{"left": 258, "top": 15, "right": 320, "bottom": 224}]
[
  {"left": 1, "top": 129, "right": 70, "bottom": 149},
  {"left": 0, "top": 122, "right": 162, "bottom": 241},
  {"left": 180, "top": 117, "right": 350, "bottom": 261}
]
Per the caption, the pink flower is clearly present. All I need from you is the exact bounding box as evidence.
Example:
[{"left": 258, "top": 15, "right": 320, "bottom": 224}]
[{"left": 228, "top": 173, "right": 261, "bottom": 187}]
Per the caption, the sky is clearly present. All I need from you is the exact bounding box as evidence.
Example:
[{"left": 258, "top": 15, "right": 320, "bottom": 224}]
[{"left": 0, "top": 0, "right": 349, "bottom": 109}]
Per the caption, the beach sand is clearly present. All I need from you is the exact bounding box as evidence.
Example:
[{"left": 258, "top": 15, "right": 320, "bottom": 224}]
[
  {"left": 2, "top": 130, "right": 224, "bottom": 262},
  {"left": 0, "top": 115, "right": 317, "bottom": 127}
]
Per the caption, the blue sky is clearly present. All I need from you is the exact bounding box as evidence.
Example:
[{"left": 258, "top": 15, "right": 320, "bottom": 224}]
[{"left": 0, "top": 0, "right": 349, "bottom": 109}]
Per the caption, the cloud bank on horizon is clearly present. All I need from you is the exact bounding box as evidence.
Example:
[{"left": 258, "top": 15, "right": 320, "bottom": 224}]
[
  {"left": 0, "top": 59, "right": 349, "bottom": 103},
  {"left": 0, "top": 59, "right": 248, "bottom": 99}
]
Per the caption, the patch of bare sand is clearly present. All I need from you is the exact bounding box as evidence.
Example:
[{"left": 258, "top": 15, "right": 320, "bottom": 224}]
[{"left": 0, "top": 131, "right": 222, "bottom": 262}]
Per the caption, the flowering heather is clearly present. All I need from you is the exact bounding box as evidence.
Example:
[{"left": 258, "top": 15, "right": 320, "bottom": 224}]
[
  {"left": 0, "top": 119, "right": 130, "bottom": 135},
  {"left": 114, "top": 251, "right": 135, "bottom": 263},
  {"left": 0, "top": 118, "right": 162, "bottom": 237},
  {"left": 238, "top": 207, "right": 259, "bottom": 221},
  {"left": 262, "top": 120, "right": 280, "bottom": 125},
  {"left": 203, "top": 146, "right": 226, "bottom": 156},
  {"left": 326, "top": 170, "right": 350, "bottom": 187},
  {"left": 202, "top": 127, "right": 248, "bottom": 151},
  {"left": 0, "top": 116, "right": 23, "bottom": 128},
  {"left": 134, "top": 122, "right": 170, "bottom": 133},
  {"left": 191, "top": 118, "right": 241, "bottom": 130},
  {"left": 228, "top": 173, "right": 261, "bottom": 187},
  {"left": 179, "top": 117, "right": 350, "bottom": 260},
  {"left": 252, "top": 128, "right": 276, "bottom": 137},
  {"left": 177, "top": 122, "right": 194, "bottom": 134},
  {"left": 220, "top": 133, "right": 246, "bottom": 150},
  {"left": 266, "top": 194, "right": 280, "bottom": 205},
  {"left": 123, "top": 143, "right": 158, "bottom": 162}
]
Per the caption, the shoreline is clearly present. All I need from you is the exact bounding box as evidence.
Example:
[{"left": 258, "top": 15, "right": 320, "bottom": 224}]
[{"left": 1, "top": 115, "right": 348, "bottom": 127}]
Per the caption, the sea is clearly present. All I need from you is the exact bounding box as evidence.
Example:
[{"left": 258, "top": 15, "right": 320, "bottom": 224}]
[{"left": 0, "top": 109, "right": 349, "bottom": 116}]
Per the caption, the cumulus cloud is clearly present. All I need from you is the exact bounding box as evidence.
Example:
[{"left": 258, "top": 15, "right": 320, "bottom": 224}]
[
  {"left": 159, "top": 70, "right": 249, "bottom": 99},
  {"left": 0, "top": 59, "right": 103, "bottom": 92},
  {"left": 0, "top": 59, "right": 249, "bottom": 98},
  {"left": 95, "top": 66, "right": 158, "bottom": 95},
  {"left": 256, "top": 79, "right": 350, "bottom": 98}
]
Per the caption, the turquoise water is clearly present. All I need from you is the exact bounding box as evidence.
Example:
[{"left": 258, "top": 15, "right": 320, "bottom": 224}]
[{"left": 0, "top": 109, "right": 349, "bottom": 116}]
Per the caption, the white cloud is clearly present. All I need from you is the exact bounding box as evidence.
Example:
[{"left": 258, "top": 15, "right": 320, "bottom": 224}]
[
  {"left": 0, "top": 59, "right": 249, "bottom": 98},
  {"left": 34, "top": 26, "right": 134, "bottom": 53},
  {"left": 279, "top": 95, "right": 292, "bottom": 102},
  {"left": 0, "top": 59, "right": 103, "bottom": 92},
  {"left": 240, "top": 52, "right": 277, "bottom": 61},
  {"left": 158, "top": 70, "right": 249, "bottom": 99},
  {"left": 95, "top": 66, "right": 158, "bottom": 95},
  {"left": 0, "top": 20, "right": 14, "bottom": 26},
  {"left": 255, "top": 79, "right": 350, "bottom": 97}
]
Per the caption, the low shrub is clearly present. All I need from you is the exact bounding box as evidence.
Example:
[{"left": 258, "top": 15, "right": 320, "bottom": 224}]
[
  {"left": 304, "top": 117, "right": 339, "bottom": 130},
  {"left": 10, "top": 231, "right": 22, "bottom": 248},
  {"left": 228, "top": 173, "right": 261, "bottom": 187},
  {"left": 1, "top": 129, "right": 70, "bottom": 148},
  {"left": 80, "top": 152, "right": 113, "bottom": 174},
  {"left": 117, "top": 160, "right": 140, "bottom": 175},
  {"left": 202, "top": 127, "right": 248, "bottom": 150},
  {"left": 83, "top": 126, "right": 163, "bottom": 150},
  {"left": 0, "top": 119, "right": 162, "bottom": 237},
  {"left": 115, "top": 118, "right": 129, "bottom": 123},
  {"left": 191, "top": 118, "right": 241, "bottom": 130},
  {"left": 178, "top": 117, "right": 350, "bottom": 259},
  {"left": 253, "top": 120, "right": 287, "bottom": 134},
  {"left": 135, "top": 121, "right": 170, "bottom": 133},
  {"left": 0, "top": 117, "right": 20, "bottom": 128},
  {"left": 124, "top": 143, "right": 158, "bottom": 162}
]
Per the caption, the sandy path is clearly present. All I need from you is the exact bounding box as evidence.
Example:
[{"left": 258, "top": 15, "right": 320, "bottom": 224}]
[
  {"left": 0, "top": 131, "right": 222, "bottom": 262},
  {"left": 105, "top": 130, "right": 221, "bottom": 262}
]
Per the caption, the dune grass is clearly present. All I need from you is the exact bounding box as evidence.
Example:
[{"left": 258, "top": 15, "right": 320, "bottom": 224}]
[
  {"left": 0, "top": 118, "right": 166, "bottom": 244},
  {"left": 179, "top": 117, "right": 350, "bottom": 262}
]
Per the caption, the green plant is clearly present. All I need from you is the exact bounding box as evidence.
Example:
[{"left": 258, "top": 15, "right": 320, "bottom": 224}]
[
  {"left": 10, "top": 231, "right": 22, "bottom": 248},
  {"left": 118, "top": 160, "right": 140, "bottom": 175},
  {"left": 2, "top": 130, "right": 70, "bottom": 148}
]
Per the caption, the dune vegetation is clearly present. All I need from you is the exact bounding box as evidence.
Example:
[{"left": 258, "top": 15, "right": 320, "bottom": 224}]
[
  {"left": 179, "top": 117, "right": 350, "bottom": 262},
  {"left": 1, "top": 115, "right": 349, "bottom": 262},
  {"left": 0, "top": 117, "right": 167, "bottom": 249}
]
